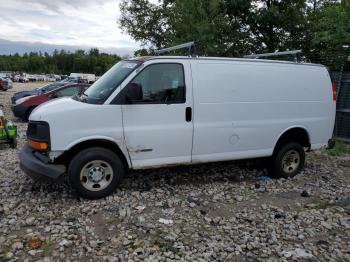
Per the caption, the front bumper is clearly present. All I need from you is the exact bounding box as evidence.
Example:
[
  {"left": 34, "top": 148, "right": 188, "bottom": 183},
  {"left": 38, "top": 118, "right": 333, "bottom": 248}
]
[
  {"left": 11, "top": 104, "right": 28, "bottom": 119},
  {"left": 19, "top": 144, "right": 65, "bottom": 183}
]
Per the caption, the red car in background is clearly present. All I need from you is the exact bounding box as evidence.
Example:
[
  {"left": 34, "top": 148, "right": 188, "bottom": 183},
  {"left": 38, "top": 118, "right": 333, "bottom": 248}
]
[{"left": 12, "top": 83, "right": 90, "bottom": 121}]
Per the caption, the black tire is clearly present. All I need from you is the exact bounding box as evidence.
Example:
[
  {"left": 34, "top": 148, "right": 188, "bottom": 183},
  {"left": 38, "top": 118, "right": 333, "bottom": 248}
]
[
  {"left": 25, "top": 107, "right": 35, "bottom": 122},
  {"left": 68, "top": 147, "right": 125, "bottom": 199},
  {"left": 10, "top": 137, "right": 17, "bottom": 149},
  {"left": 269, "top": 142, "right": 305, "bottom": 178}
]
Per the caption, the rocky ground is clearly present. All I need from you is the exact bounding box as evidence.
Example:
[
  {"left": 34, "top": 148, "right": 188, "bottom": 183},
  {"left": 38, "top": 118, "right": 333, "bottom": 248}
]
[{"left": 0, "top": 83, "right": 350, "bottom": 261}]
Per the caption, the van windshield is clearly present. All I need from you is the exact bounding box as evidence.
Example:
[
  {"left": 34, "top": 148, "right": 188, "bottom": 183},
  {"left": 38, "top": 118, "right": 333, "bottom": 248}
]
[{"left": 82, "top": 60, "right": 141, "bottom": 104}]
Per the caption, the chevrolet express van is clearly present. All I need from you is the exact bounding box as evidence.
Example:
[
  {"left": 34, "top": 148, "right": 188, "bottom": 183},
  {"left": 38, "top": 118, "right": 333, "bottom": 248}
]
[{"left": 19, "top": 56, "right": 336, "bottom": 199}]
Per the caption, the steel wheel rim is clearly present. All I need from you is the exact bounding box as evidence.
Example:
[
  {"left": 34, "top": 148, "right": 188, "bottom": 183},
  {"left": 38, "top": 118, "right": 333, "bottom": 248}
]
[
  {"left": 80, "top": 160, "right": 114, "bottom": 191},
  {"left": 281, "top": 149, "right": 300, "bottom": 174}
]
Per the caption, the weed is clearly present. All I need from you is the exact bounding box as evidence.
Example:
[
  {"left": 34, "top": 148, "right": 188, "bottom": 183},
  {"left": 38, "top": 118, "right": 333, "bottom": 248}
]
[
  {"left": 340, "top": 161, "right": 350, "bottom": 168},
  {"left": 154, "top": 239, "right": 178, "bottom": 253},
  {"left": 327, "top": 140, "right": 350, "bottom": 156}
]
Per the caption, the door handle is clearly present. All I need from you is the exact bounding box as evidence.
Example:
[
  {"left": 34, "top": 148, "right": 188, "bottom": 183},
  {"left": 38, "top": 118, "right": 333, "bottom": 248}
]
[{"left": 186, "top": 107, "right": 192, "bottom": 122}]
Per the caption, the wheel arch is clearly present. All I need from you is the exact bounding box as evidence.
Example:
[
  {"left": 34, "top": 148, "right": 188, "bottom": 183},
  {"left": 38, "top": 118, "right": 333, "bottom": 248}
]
[
  {"left": 273, "top": 126, "right": 311, "bottom": 155},
  {"left": 56, "top": 138, "right": 131, "bottom": 170}
]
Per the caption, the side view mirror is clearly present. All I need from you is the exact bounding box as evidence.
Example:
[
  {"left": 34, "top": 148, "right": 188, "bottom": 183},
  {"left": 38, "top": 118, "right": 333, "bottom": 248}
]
[{"left": 125, "top": 83, "right": 143, "bottom": 103}]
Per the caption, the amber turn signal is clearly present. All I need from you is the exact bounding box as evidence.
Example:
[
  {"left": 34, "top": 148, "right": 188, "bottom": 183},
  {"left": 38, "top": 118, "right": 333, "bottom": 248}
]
[{"left": 28, "top": 139, "right": 48, "bottom": 151}]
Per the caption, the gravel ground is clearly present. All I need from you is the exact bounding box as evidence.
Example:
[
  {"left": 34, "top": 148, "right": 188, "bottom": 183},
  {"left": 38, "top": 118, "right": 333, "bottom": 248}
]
[{"left": 0, "top": 83, "right": 350, "bottom": 261}]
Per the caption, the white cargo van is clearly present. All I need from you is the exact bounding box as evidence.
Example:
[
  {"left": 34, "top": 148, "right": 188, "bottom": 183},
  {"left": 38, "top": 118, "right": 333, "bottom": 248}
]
[{"left": 20, "top": 55, "right": 336, "bottom": 199}]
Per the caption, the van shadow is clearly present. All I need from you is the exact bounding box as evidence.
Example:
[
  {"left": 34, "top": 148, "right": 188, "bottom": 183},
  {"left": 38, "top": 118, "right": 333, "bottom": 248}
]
[
  {"left": 21, "top": 159, "right": 269, "bottom": 200},
  {"left": 121, "top": 159, "right": 269, "bottom": 192}
]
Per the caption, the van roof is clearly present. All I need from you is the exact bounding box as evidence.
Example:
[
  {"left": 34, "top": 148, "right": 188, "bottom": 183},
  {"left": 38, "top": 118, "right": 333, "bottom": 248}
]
[{"left": 129, "top": 56, "right": 324, "bottom": 68}]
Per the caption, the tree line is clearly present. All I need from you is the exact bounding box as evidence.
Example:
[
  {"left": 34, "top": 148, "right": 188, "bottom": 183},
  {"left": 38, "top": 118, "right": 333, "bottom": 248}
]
[
  {"left": 0, "top": 48, "right": 122, "bottom": 76},
  {"left": 120, "top": 0, "right": 349, "bottom": 69}
]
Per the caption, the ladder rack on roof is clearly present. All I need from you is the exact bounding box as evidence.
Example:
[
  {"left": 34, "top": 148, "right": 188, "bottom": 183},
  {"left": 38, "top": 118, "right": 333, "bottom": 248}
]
[
  {"left": 154, "top": 42, "right": 302, "bottom": 62},
  {"left": 244, "top": 50, "right": 302, "bottom": 62},
  {"left": 155, "top": 41, "right": 195, "bottom": 56}
]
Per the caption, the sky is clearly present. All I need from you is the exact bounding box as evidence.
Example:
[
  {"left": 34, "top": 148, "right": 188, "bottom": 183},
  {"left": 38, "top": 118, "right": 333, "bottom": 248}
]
[{"left": 0, "top": 0, "right": 140, "bottom": 55}]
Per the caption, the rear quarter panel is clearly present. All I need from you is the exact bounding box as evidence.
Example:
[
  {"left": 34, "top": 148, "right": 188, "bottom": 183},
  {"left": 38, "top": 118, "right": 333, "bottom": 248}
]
[{"left": 191, "top": 60, "right": 335, "bottom": 162}]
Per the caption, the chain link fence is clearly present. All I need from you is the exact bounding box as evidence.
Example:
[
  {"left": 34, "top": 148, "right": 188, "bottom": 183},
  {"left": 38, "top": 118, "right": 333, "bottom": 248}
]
[{"left": 331, "top": 59, "right": 350, "bottom": 142}]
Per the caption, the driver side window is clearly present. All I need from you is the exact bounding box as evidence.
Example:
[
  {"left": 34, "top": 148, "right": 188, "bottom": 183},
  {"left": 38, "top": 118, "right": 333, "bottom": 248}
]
[{"left": 128, "top": 63, "right": 185, "bottom": 104}]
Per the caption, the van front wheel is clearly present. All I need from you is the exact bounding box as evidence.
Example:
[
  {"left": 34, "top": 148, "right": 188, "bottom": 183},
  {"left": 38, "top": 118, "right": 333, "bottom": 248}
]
[
  {"left": 68, "top": 147, "right": 124, "bottom": 199},
  {"left": 270, "top": 142, "right": 305, "bottom": 178}
]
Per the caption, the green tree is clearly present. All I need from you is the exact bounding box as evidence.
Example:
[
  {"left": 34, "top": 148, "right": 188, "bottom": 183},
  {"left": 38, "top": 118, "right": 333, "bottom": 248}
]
[
  {"left": 0, "top": 49, "right": 122, "bottom": 75},
  {"left": 248, "top": 0, "right": 308, "bottom": 53},
  {"left": 305, "top": 0, "right": 349, "bottom": 68},
  {"left": 119, "top": 0, "right": 310, "bottom": 56},
  {"left": 119, "top": 0, "right": 252, "bottom": 56}
]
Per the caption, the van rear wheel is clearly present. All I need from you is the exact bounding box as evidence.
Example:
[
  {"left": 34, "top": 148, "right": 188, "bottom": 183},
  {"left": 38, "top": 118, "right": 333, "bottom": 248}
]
[
  {"left": 269, "top": 142, "right": 305, "bottom": 178},
  {"left": 68, "top": 147, "right": 124, "bottom": 199}
]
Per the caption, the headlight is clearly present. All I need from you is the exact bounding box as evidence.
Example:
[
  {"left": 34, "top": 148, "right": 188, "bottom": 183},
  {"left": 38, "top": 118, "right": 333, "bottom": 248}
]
[
  {"left": 27, "top": 121, "right": 50, "bottom": 151},
  {"left": 16, "top": 95, "right": 34, "bottom": 105}
]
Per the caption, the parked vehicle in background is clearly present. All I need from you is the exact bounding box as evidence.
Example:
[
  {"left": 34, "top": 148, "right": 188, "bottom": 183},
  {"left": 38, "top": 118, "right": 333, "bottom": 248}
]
[
  {"left": 12, "top": 76, "right": 87, "bottom": 103},
  {"left": 5, "top": 77, "right": 13, "bottom": 89},
  {"left": 70, "top": 73, "right": 95, "bottom": 83},
  {"left": 12, "top": 73, "right": 29, "bottom": 83},
  {"left": 54, "top": 74, "right": 61, "bottom": 81},
  {"left": 45, "top": 75, "right": 56, "bottom": 82},
  {"left": 61, "top": 77, "right": 79, "bottom": 83},
  {"left": 12, "top": 75, "right": 20, "bottom": 82},
  {"left": 12, "top": 83, "right": 90, "bottom": 121},
  {"left": 19, "top": 75, "right": 29, "bottom": 83},
  {"left": 28, "top": 74, "right": 49, "bottom": 82},
  {"left": 28, "top": 75, "right": 38, "bottom": 82},
  {"left": 0, "top": 71, "right": 12, "bottom": 78},
  {"left": 0, "top": 77, "right": 13, "bottom": 91},
  {"left": 11, "top": 82, "right": 67, "bottom": 104},
  {"left": 60, "top": 75, "right": 68, "bottom": 81},
  {"left": 19, "top": 56, "right": 336, "bottom": 199}
]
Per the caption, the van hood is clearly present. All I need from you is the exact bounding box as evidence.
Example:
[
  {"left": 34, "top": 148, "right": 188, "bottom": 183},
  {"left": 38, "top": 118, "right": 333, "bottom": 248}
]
[
  {"left": 28, "top": 97, "right": 124, "bottom": 153},
  {"left": 30, "top": 97, "right": 94, "bottom": 121}
]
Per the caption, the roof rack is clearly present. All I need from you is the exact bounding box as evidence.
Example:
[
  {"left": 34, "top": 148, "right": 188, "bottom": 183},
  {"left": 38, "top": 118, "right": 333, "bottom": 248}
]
[
  {"left": 154, "top": 41, "right": 195, "bottom": 56},
  {"left": 244, "top": 50, "right": 302, "bottom": 62}
]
